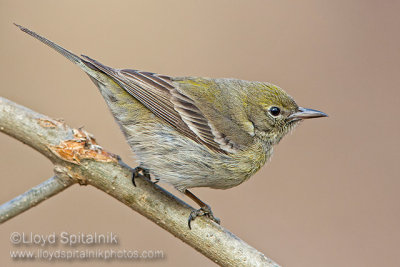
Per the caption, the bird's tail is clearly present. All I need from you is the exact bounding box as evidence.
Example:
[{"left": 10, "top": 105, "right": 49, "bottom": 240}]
[{"left": 14, "top": 23, "right": 98, "bottom": 75}]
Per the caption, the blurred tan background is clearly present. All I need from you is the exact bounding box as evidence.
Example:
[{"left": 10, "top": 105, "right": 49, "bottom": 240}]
[{"left": 1, "top": 0, "right": 399, "bottom": 266}]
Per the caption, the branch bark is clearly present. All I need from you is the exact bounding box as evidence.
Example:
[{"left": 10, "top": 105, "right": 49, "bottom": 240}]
[
  {"left": 0, "top": 97, "right": 280, "bottom": 267},
  {"left": 0, "top": 175, "right": 74, "bottom": 223}
]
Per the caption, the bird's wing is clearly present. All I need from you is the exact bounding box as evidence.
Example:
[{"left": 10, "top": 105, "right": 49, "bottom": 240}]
[{"left": 81, "top": 55, "right": 232, "bottom": 154}]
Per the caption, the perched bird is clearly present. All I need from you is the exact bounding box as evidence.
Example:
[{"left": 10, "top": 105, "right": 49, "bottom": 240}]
[{"left": 15, "top": 24, "right": 327, "bottom": 228}]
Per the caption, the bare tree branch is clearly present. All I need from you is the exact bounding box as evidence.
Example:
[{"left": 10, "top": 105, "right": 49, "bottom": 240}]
[
  {"left": 0, "top": 97, "right": 280, "bottom": 267},
  {"left": 0, "top": 175, "right": 74, "bottom": 223}
]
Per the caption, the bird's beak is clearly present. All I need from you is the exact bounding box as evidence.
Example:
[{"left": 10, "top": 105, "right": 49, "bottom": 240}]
[{"left": 288, "top": 107, "right": 328, "bottom": 121}]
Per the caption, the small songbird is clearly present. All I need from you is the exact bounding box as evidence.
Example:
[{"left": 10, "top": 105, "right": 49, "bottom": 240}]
[{"left": 15, "top": 24, "right": 327, "bottom": 228}]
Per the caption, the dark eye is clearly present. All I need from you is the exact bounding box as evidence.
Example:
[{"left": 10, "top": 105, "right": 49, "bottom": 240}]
[{"left": 269, "top": 106, "right": 281, "bottom": 116}]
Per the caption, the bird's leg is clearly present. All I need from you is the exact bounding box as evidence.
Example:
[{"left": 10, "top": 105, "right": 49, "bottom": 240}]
[
  {"left": 131, "top": 166, "right": 151, "bottom": 186},
  {"left": 185, "top": 189, "right": 220, "bottom": 229}
]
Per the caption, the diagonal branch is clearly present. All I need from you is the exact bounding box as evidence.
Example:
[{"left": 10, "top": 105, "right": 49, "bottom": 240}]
[
  {"left": 0, "top": 97, "right": 280, "bottom": 267},
  {"left": 0, "top": 175, "right": 74, "bottom": 223}
]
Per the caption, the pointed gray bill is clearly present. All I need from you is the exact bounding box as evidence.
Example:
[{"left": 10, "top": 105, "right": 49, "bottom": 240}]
[{"left": 289, "top": 107, "right": 328, "bottom": 121}]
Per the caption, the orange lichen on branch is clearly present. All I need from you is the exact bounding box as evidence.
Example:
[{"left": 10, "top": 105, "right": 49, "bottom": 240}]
[
  {"left": 48, "top": 128, "right": 118, "bottom": 164},
  {"left": 37, "top": 118, "right": 61, "bottom": 128}
]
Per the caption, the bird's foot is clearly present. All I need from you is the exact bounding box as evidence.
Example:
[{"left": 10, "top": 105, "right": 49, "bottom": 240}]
[
  {"left": 131, "top": 166, "right": 151, "bottom": 186},
  {"left": 188, "top": 204, "right": 220, "bottom": 229}
]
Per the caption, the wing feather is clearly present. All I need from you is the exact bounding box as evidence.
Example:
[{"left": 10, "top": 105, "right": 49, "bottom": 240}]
[{"left": 81, "top": 55, "right": 234, "bottom": 154}]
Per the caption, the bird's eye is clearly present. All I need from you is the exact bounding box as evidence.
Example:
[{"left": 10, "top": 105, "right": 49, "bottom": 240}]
[{"left": 269, "top": 106, "right": 281, "bottom": 116}]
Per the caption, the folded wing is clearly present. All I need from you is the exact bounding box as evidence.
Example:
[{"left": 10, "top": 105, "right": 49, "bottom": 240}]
[{"left": 81, "top": 55, "right": 232, "bottom": 154}]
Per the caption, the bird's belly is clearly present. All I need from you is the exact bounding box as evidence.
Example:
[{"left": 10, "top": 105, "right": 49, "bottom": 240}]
[{"left": 122, "top": 120, "right": 269, "bottom": 191}]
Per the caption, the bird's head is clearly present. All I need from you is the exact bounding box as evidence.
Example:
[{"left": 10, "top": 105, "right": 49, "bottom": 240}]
[{"left": 246, "top": 82, "right": 327, "bottom": 145}]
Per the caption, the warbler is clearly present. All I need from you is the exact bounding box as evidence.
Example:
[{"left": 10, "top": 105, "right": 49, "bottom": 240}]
[{"left": 15, "top": 24, "right": 327, "bottom": 228}]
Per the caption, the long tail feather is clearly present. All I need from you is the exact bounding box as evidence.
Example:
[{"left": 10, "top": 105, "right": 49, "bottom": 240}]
[{"left": 14, "top": 23, "right": 91, "bottom": 70}]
